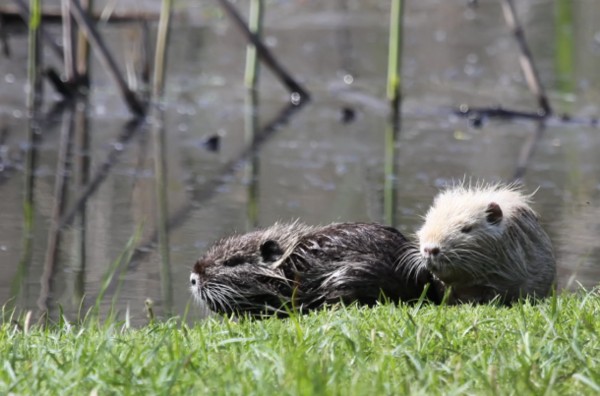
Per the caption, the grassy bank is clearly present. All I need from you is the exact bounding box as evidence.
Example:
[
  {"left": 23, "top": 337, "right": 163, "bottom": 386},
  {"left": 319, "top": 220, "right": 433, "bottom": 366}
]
[{"left": 1, "top": 292, "right": 599, "bottom": 395}]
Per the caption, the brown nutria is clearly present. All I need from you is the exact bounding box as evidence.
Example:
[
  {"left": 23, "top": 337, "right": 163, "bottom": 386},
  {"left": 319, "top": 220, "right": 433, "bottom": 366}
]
[
  {"left": 190, "top": 222, "right": 441, "bottom": 317},
  {"left": 415, "top": 182, "right": 556, "bottom": 304}
]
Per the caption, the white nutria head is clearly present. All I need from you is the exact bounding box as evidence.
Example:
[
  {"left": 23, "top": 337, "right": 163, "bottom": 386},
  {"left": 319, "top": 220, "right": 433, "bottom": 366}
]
[{"left": 416, "top": 181, "right": 556, "bottom": 303}]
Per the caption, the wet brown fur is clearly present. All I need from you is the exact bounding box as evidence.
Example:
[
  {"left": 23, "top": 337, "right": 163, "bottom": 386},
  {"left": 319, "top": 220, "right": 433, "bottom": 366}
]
[{"left": 190, "top": 222, "right": 441, "bottom": 317}]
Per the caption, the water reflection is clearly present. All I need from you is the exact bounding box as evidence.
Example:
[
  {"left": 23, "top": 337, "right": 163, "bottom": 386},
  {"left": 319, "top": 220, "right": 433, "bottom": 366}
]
[
  {"left": 151, "top": 107, "right": 173, "bottom": 315},
  {"left": 558, "top": 201, "right": 600, "bottom": 291},
  {"left": 70, "top": 100, "right": 90, "bottom": 304},
  {"left": 512, "top": 120, "right": 546, "bottom": 182},
  {"left": 38, "top": 103, "right": 74, "bottom": 313},
  {"left": 0, "top": 0, "right": 599, "bottom": 323},
  {"left": 12, "top": 106, "right": 39, "bottom": 311},
  {"left": 383, "top": 107, "right": 400, "bottom": 227},
  {"left": 244, "top": 88, "right": 260, "bottom": 230},
  {"left": 59, "top": 118, "right": 144, "bottom": 230}
]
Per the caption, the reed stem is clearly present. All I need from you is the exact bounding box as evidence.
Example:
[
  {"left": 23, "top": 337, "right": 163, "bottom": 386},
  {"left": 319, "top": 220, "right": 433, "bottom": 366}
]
[
  {"left": 76, "top": 0, "right": 93, "bottom": 86},
  {"left": 244, "top": 0, "right": 264, "bottom": 90},
  {"left": 216, "top": 0, "right": 310, "bottom": 102},
  {"left": 0, "top": 14, "right": 10, "bottom": 57},
  {"left": 140, "top": 20, "right": 152, "bottom": 93},
  {"left": 150, "top": 0, "right": 174, "bottom": 314},
  {"left": 243, "top": 1, "right": 263, "bottom": 229},
  {"left": 383, "top": 0, "right": 403, "bottom": 226},
  {"left": 14, "top": 0, "right": 42, "bottom": 304},
  {"left": 16, "top": 0, "right": 43, "bottom": 304},
  {"left": 26, "top": 0, "right": 42, "bottom": 112},
  {"left": 554, "top": 0, "right": 574, "bottom": 97},
  {"left": 61, "top": 0, "right": 76, "bottom": 82},
  {"left": 151, "top": 0, "right": 172, "bottom": 99},
  {"left": 15, "top": 0, "right": 64, "bottom": 60},
  {"left": 386, "top": 0, "right": 403, "bottom": 110}
]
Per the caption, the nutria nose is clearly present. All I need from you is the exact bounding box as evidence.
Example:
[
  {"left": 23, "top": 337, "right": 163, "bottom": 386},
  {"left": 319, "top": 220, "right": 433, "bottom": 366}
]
[{"left": 423, "top": 246, "right": 440, "bottom": 257}]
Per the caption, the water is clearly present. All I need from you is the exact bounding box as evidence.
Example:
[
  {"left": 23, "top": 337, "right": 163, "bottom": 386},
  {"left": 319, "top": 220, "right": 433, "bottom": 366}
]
[{"left": 0, "top": 0, "right": 599, "bottom": 323}]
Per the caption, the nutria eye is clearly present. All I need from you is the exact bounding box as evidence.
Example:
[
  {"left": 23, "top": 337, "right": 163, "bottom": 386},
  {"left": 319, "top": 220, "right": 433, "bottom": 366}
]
[
  {"left": 223, "top": 256, "right": 245, "bottom": 267},
  {"left": 191, "top": 278, "right": 196, "bottom": 285},
  {"left": 461, "top": 225, "right": 473, "bottom": 233}
]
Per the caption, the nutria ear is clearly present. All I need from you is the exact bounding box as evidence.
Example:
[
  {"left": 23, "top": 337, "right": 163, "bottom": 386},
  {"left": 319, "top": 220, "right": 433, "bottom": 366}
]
[
  {"left": 486, "top": 202, "right": 503, "bottom": 225},
  {"left": 260, "top": 240, "right": 284, "bottom": 263},
  {"left": 193, "top": 259, "right": 208, "bottom": 274}
]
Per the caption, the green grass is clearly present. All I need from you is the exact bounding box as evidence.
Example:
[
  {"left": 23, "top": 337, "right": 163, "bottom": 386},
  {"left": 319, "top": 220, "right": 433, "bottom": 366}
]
[{"left": 1, "top": 292, "right": 599, "bottom": 395}]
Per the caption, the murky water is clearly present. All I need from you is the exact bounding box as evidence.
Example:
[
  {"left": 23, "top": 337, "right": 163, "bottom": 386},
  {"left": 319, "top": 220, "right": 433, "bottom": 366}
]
[{"left": 0, "top": 0, "right": 599, "bottom": 323}]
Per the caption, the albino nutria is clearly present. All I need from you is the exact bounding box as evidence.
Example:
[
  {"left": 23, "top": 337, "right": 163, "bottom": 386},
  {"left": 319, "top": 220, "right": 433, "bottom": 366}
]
[
  {"left": 416, "top": 182, "right": 556, "bottom": 304},
  {"left": 190, "top": 222, "right": 441, "bottom": 317}
]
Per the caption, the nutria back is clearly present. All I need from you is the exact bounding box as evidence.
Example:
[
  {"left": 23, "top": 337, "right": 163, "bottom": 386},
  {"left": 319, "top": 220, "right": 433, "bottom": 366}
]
[
  {"left": 416, "top": 182, "right": 556, "bottom": 303},
  {"left": 190, "top": 222, "right": 440, "bottom": 316}
]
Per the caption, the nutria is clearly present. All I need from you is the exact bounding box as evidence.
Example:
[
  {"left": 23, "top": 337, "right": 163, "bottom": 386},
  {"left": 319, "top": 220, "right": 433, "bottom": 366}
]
[
  {"left": 416, "top": 182, "right": 556, "bottom": 304},
  {"left": 190, "top": 222, "right": 441, "bottom": 316}
]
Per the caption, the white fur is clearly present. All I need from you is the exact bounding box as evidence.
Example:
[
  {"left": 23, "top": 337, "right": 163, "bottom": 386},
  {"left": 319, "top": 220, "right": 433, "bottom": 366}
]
[
  {"left": 416, "top": 181, "right": 555, "bottom": 303},
  {"left": 417, "top": 182, "right": 533, "bottom": 253}
]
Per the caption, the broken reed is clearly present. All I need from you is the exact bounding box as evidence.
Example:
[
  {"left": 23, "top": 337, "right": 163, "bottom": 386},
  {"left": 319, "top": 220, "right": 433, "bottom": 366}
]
[{"left": 500, "top": 0, "right": 552, "bottom": 115}]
